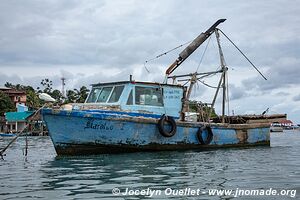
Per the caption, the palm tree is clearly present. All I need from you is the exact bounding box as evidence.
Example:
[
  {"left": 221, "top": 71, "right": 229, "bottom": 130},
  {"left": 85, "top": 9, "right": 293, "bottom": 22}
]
[
  {"left": 4, "top": 82, "right": 13, "bottom": 89},
  {"left": 26, "top": 90, "right": 40, "bottom": 110},
  {"left": 66, "top": 90, "right": 77, "bottom": 103},
  {"left": 74, "top": 86, "right": 90, "bottom": 103}
]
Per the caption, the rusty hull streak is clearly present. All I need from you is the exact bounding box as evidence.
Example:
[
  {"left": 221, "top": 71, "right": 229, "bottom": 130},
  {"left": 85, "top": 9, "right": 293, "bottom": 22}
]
[
  {"left": 236, "top": 129, "right": 248, "bottom": 144},
  {"left": 59, "top": 106, "right": 156, "bottom": 115},
  {"left": 106, "top": 116, "right": 270, "bottom": 130}
]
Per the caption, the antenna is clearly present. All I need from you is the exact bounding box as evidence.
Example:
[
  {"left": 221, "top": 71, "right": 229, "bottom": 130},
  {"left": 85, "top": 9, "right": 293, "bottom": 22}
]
[{"left": 61, "top": 77, "right": 66, "bottom": 97}]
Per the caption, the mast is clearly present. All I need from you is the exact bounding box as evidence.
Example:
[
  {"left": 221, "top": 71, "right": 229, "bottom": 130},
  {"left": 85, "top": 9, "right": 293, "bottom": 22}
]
[
  {"left": 166, "top": 19, "right": 226, "bottom": 75},
  {"left": 185, "top": 73, "right": 197, "bottom": 100},
  {"left": 164, "top": 19, "right": 227, "bottom": 121},
  {"left": 215, "top": 29, "right": 227, "bottom": 123},
  {"left": 61, "top": 77, "right": 66, "bottom": 98}
]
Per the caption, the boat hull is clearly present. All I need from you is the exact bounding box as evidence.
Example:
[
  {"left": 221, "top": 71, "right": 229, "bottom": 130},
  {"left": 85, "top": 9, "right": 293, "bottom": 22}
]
[
  {"left": 270, "top": 126, "right": 284, "bottom": 132},
  {"left": 42, "top": 109, "right": 270, "bottom": 155}
]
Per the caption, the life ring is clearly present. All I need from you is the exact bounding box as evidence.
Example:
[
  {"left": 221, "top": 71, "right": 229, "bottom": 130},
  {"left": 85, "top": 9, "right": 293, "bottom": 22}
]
[
  {"left": 158, "top": 114, "right": 177, "bottom": 137},
  {"left": 197, "top": 126, "right": 213, "bottom": 145}
]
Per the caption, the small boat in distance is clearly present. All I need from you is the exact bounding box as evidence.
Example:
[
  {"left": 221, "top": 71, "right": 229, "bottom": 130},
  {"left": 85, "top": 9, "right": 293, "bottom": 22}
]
[
  {"left": 42, "top": 19, "right": 279, "bottom": 155},
  {"left": 270, "top": 123, "right": 284, "bottom": 132},
  {"left": 0, "top": 132, "right": 17, "bottom": 137}
]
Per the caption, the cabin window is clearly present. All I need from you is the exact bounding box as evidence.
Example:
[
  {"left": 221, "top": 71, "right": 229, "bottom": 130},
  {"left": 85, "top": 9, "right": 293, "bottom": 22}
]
[
  {"left": 126, "top": 89, "right": 133, "bottom": 105},
  {"left": 86, "top": 88, "right": 102, "bottom": 103},
  {"left": 135, "top": 86, "right": 163, "bottom": 106},
  {"left": 108, "top": 86, "right": 124, "bottom": 103},
  {"left": 96, "top": 87, "right": 113, "bottom": 103}
]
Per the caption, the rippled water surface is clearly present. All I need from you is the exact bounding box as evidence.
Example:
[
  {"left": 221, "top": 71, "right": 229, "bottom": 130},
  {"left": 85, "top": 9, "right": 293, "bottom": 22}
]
[{"left": 0, "top": 130, "right": 299, "bottom": 199}]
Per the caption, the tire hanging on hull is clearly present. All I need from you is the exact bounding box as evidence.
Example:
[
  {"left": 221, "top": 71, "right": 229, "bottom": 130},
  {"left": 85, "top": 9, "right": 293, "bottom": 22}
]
[
  {"left": 158, "top": 114, "right": 177, "bottom": 137},
  {"left": 197, "top": 126, "right": 213, "bottom": 145}
]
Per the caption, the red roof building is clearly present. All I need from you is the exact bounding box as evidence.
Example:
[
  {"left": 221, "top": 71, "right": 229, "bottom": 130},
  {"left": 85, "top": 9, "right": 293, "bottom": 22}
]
[
  {"left": 0, "top": 87, "right": 27, "bottom": 107},
  {"left": 278, "top": 119, "right": 293, "bottom": 126}
]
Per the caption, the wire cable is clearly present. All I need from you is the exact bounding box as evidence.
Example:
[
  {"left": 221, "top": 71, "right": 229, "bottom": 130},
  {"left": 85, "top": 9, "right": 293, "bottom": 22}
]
[
  {"left": 217, "top": 28, "right": 267, "bottom": 80},
  {"left": 144, "top": 39, "right": 193, "bottom": 64},
  {"left": 196, "top": 36, "right": 212, "bottom": 72}
]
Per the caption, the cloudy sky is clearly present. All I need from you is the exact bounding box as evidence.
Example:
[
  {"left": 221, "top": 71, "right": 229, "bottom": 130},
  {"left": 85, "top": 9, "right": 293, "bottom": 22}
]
[{"left": 0, "top": 0, "right": 299, "bottom": 122}]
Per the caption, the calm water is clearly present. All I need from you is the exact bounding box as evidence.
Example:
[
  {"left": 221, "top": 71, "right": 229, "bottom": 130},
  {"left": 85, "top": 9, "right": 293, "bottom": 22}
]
[{"left": 0, "top": 130, "right": 299, "bottom": 200}]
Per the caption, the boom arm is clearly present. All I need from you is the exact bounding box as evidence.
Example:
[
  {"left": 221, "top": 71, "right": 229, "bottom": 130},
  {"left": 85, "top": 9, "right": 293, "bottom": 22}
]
[{"left": 165, "top": 19, "right": 226, "bottom": 75}]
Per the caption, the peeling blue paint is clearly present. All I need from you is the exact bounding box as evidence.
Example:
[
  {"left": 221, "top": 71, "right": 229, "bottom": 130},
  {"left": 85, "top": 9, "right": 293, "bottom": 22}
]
[{"left": 42, "top": 109, "right": 270, "bottom": 155}]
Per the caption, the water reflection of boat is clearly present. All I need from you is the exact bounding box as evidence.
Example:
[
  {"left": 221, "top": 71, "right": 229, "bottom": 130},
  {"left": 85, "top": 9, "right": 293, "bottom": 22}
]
[{"left": 42, "top": 19, "right": 274, "bottom": 155}]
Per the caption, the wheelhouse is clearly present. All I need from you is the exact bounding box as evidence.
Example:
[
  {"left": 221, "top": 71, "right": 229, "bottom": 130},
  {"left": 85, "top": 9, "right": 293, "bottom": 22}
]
[{"left": 83, "top": 81, "right": 184, "bottom": 118}]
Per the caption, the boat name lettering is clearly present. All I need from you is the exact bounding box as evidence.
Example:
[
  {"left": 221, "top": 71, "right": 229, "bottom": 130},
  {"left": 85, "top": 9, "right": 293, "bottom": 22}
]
[
  {"left": 165, "top": 90, "right": 180, "bottom": 94},
  {"left": 84, "top": 119, "right": 114, "bottom": 131},
  {"left": 164, "top": 90, "right": 181, "bottom": 99},
  {"left": 164, "top": 95, "right": 181, "bottom": 99}
]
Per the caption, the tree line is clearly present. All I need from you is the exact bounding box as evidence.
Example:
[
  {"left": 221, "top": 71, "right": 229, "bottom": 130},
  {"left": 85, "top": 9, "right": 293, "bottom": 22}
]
[{"left": 0, "top": 79, "right": 90, "bottom": 114}]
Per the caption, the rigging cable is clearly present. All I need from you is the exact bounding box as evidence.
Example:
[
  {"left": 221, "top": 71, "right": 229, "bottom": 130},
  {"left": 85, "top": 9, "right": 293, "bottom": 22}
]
[
  {"left": 196, "top": 35, "right": 212, "bottom": 72},
  {"left": 226, "top": 71, "right": 230, "bottom": 116},
  {"left": 183, "top": 80, "right": 190, "bottom": 86},
  {"left": 217, "top": 28, "right": 267, "bottom": 80},
  {"left": 144, "top": 39, "right": 193, "bottom": 73},
  {"left": 144, "top": 63, "right": 150, "bottom": 73},
  {"left": 197, "top": 79, "right": 219, "bottom": 89}
]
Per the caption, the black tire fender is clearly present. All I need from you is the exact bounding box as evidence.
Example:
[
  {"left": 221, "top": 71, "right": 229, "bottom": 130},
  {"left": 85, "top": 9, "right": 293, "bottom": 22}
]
[
  {"left": 158, "top": 114, "right": 177, "bottom": 137},
  {"left": 197, "top": 126, "right": 213, "bottom": 145}
]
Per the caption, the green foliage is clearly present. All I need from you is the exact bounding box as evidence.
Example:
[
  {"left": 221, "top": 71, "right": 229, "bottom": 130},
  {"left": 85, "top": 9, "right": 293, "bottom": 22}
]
[
  {"left": 38, "top": 79, "right": 53, "bottom": 93},
  {"left": 51, "top": 90, "right": 64, "bottom": 103},
  {"left": 26, "top": 90, "right": 40, "bottom": 110},
  {"left": 0, "top": 91, "right": 15, "bottom": 115},
  {"left": 37, "top": 79, "right": 89, "bottom": 104},
  {"left": 64, "top": 86, "right": 90, "bottom": 104},
  {"left": 66, "top": 90, "right": 77, "bottom": 103},
  {"left": 74, "top": 86, "right": 90, "bottom": 103},
  {"left": 5, "top": 82, "right": 35, "bottom": 93},
  {"left": 4, "top": 82, "right": 13, "bottom": 88},
  {"left": 189, "top": 100, "right": 218, "bottom": 118},
  {"left": 4, "top": 79, "right": 90, "bottom": 108},
  {"left": 4, "top": 82, "right": 40, "bottom": 110}
]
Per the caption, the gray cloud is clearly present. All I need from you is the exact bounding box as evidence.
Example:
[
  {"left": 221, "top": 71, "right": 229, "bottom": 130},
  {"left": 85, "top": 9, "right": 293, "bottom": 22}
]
[
  {"left": 275, "top": 92, "right": 290, "bottom": 96},
  {"left": 229, "top": 84, "right": 246, "bottom": 100},
  {"left": 242, "top": 57, "right": 300, "bottom": 91},
  {"left": 0, "top": 72, "right": 63, "bottom": 90},
  {"left": 1, "top": 0, "right": 299, "bottom": 69},
  {"left": 293, "top": 94, "right": 300, "bottom": 102}
]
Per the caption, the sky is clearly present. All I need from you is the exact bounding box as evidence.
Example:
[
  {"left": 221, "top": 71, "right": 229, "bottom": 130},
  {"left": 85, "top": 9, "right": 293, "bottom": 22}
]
[{"left": 0, "top": 0, "right": 299, "bottom": 123}]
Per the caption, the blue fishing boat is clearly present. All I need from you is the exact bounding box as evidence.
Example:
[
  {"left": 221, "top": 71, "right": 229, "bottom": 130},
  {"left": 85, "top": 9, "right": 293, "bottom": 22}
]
[{"left": 42, "top": 19, "right": 275, "bottom": 155}]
